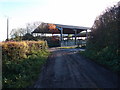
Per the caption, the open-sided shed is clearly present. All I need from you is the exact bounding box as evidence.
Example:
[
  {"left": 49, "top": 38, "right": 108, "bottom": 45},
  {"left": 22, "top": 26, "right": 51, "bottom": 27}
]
[{"left": 32, "top": 23, "right": 90, "bottom": 46}]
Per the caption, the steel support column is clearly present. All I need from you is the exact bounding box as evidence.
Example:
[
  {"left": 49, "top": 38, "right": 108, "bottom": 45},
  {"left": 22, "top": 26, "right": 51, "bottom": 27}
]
[
  {"left": 74, "top": 29, "right": 77, "bottom": 45},
  {"left": 60, "top": 28, "right": 63, "bottom": 47},
  {"left": 86, "top": 29, "right": 88, "bottom": 40}
]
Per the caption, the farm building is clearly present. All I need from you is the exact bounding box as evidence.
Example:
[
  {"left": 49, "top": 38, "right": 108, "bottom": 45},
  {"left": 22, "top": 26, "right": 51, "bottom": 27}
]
[{"left": 32, "top": 23, "right": 90, "bottom": 47}]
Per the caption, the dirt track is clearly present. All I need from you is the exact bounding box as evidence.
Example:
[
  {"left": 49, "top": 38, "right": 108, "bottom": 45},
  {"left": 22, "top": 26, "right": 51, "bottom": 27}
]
[{"left": 32, "top": 48, "right": 119, "bottom": 88}]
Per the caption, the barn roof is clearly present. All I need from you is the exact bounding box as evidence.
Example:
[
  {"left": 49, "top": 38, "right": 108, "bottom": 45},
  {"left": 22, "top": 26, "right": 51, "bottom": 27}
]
[
  {"left": 32, "top": 23, "right": 90, "bottom": 34},
  {"left": 55, "top": 24, "right": 89, "bottom": 30}
]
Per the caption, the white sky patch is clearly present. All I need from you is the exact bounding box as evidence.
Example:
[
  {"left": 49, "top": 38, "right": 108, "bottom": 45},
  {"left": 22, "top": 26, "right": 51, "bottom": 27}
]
[
  {"left": 0, "top": 0, "right": 119, "bottom": 41},
  {"left": 0, "top": 0, "right": 43, "bottom": 3}
]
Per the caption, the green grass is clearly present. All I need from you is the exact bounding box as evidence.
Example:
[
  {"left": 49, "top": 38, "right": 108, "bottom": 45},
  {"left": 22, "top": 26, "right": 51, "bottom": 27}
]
[
  {"left": 57, "top": 46, "right": 77, "bottom": 49},
  {"left": 57, "top": 46, "right": 86, "bottom": 49},
  {"left": 3, "top": 50, "right": 50, "bottom": 88},
  {"left": 79, "top": 49, "right": 120, "bottom": 72}
]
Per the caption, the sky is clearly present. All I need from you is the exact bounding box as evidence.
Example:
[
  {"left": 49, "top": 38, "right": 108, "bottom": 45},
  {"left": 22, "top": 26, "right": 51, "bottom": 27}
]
[{"left": 0, "top": 0, "right": 119, "bottom": 41}]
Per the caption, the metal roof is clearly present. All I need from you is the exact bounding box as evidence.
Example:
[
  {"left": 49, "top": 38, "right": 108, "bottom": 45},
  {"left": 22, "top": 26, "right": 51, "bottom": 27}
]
[
  {"left": 54, "top": 24, "right": 90, "bottom": 30},
  {"left": 32, "top": 23, "right": 90, "bottom": 34}
]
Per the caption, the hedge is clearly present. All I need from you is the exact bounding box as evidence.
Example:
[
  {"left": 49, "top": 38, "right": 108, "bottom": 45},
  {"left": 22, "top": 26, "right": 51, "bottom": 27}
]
[
  {"left": 2, "top": 40, "right": 49, "bottom": 88},
  {"left": 2, "top": 41, "right": 48, "bottom": 61}
]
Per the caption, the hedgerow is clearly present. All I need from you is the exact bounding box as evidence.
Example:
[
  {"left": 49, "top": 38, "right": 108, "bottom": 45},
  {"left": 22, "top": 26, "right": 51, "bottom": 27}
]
[
  {"left": 2, "top": 41, "right": 49, "bottom": 88},
  {"left": 83, "top": 2, "right": 120, "bottom": 72}
]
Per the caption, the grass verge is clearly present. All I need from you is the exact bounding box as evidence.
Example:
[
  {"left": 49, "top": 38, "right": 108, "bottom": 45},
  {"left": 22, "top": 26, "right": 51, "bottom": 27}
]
[
  {"left": 3, "top": 50, "right": 50, "bottom": 88},
  {"left": 79, "top": 50, "right": 120, "bottom": 72},
  {"left": 57, "top": 45, "right": 86, "bottom": 49},
  {"left": 57, "top": 46, "right": 76, "bottom": 49}
]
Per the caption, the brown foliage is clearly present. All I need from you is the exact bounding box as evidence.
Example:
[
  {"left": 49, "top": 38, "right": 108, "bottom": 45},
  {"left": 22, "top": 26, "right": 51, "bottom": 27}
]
[
  {"left": 2, "top": 41, "right": 48, "bottom": 61},
  {"left": 48, "top": 24, "right": 59, "bottom": 34}
]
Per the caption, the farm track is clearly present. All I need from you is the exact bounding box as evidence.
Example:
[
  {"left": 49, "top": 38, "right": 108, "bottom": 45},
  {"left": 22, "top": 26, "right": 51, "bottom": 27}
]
[{"left": 32, "top": 48, "right": 119, "bottom": 88}]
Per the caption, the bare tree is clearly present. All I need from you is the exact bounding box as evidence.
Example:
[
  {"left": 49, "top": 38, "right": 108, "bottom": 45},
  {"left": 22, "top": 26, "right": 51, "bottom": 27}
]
[
  {"left": 10, "top": 28, "right": 27, "bottom": 38},
  {"left": 26, "top": 21, "right": 42, "bottom": 34}
]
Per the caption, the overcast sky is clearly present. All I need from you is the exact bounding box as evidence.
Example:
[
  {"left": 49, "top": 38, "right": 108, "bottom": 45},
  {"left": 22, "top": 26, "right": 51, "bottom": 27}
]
[{"left": 0, "top": 0, "right": 119, "bottom": 41}]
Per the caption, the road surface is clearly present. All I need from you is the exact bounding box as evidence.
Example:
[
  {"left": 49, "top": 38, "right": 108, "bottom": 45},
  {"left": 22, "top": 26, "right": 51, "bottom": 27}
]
[{"left": 32, "top": 48, "right": 119, "bottom": 88}]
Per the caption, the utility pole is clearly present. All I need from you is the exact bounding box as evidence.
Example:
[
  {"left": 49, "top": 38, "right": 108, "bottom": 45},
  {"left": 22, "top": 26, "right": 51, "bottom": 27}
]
[{"left": 7, "top": 17, "right": 9, "bottom": 41}]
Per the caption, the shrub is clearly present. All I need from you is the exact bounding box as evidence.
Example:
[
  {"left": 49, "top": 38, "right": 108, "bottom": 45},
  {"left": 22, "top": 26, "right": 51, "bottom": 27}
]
[
  {"left": 3, "top": 50, "right": 50, "bottom": 88},
  {"left": 2, "top": 40, "right": 49, "bottom": 88},
  {"left": 2, "top": 41, "right": 28, "bottom": 61},
  {"left": 2, "top": 41, "right": 48, "bottom": 61},
  {"left": 83, "top": 2, "right": 120, "bottom": 72}
]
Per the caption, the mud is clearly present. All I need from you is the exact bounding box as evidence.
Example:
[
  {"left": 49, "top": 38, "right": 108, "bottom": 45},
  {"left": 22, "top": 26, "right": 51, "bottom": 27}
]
[{"left": 32, "top": 48, "right": 119, "bottom": 88}]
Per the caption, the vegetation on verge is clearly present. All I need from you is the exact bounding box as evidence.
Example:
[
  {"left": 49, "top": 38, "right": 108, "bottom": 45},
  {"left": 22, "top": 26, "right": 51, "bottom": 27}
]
[
  {"left": 81, "top": 2, "right": 120, "bottom": 72},
  {"left": 1, "top": 41, "right": 50, "bottom": 88},
  {"left": 57, "top": 46, "right": 77, "bottom": 49},
  {"left": 57, "top": 46, "right": 85, "bottom": 49}
]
